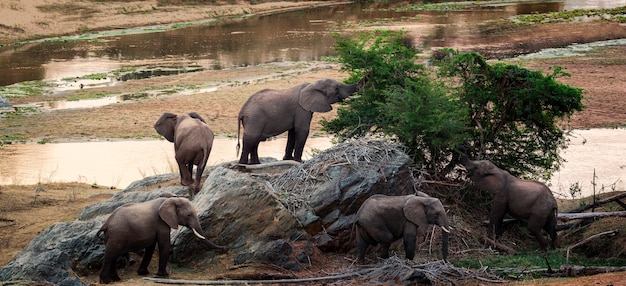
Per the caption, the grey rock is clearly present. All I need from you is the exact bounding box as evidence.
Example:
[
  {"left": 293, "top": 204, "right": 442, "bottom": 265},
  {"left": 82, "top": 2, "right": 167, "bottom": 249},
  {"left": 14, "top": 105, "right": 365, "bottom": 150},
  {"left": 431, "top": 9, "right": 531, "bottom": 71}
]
[{"left": 0, "top": 139, "right": 416, "bottom": 285}]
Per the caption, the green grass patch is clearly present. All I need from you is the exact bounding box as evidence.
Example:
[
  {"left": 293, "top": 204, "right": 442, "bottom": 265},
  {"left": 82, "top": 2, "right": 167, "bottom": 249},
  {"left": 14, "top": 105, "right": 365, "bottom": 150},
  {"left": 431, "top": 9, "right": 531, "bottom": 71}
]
[
  {"left": 514, "top": 6, "right": 626, "bottom": 24},
  {"left": 453, "top": 249, "right": 625, "bottom": 279},
  {"left": 0, "top": 80, "right": 51, "bottom": 98}
]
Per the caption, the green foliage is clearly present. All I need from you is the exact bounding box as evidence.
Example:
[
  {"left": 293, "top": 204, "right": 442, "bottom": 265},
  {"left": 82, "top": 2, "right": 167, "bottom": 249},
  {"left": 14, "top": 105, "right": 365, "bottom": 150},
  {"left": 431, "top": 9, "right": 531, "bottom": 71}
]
[
  {"left": 324, "top": 31, "right": 584, "bottom": 180},
  {"left": 323, "top": 31, "right": 469, "bottom": 176},
  {"left": 433, "top": 49, "right": 584, "bottom": 178},
  {"left": 453, "top": 249, "right": 625, "bottom": 279}
]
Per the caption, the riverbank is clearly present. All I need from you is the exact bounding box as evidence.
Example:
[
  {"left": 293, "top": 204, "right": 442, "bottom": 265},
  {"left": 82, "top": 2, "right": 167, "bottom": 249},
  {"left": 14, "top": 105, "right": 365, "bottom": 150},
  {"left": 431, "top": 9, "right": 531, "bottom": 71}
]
[{"left": 0, "top": 1, "right": 334, "bottom": 46}]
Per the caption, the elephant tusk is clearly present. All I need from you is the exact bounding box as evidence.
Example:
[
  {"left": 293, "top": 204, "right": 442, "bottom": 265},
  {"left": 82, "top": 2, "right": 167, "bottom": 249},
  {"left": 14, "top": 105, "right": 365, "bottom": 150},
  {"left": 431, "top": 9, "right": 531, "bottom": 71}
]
[
  {"left": 441, "top": 226, "right": 451, "bottom": 233},
  {"left": 192, "top": 228, "right": 207, "bottom": 240}
]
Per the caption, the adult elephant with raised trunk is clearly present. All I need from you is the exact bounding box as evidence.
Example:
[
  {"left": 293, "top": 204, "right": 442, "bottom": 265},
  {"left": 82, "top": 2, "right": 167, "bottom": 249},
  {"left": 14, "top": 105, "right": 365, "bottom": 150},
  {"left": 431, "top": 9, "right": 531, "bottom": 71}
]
[
  {"left": 237, "top": 78, "right": 362, "bottom": 165},
  {"left": 461, "top": 156, "right": 558, "bottom": 250},
  {"left": 355, "top": 194, "right": 451, "bottom": 264},
  {"left": 97, "top": 195, "right": 226, "bottom": 284}
]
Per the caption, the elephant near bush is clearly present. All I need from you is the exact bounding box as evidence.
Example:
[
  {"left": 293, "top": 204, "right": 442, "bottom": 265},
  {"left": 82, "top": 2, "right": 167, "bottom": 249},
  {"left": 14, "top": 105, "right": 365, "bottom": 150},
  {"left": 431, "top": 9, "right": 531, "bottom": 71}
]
[
  {"left": 236, "top": 78, "right": 361, "bottom": 165},
  {"left": 155, "top": 112, "right": 214, "bottom": 196},
  {"left": 97, "top": 196, "right": 226, "bottom": 284},
  {"left": 355, "top": 194, "right": 451, "bottom": 263},
  {"left": 461, "top": 156, "right": 558, "bottom": 250}
]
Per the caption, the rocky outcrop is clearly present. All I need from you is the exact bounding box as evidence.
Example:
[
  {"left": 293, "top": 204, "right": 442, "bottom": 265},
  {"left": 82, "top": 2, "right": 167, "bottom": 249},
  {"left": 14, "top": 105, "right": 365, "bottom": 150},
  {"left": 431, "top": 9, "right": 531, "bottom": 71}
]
[{"left": 0, "top": 139, "right": 415, "bottom": 285}]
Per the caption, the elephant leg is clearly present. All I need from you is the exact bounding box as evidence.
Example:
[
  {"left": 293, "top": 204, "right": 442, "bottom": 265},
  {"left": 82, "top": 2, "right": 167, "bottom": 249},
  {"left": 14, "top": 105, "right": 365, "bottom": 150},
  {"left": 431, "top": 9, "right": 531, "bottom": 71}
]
[
  {"left": 380, "top": 242, "right": 391, "bottom": 259},
  {"left": 193, "top": 164, "right": 204, "bottom": 196},
  {"left": 527, "top": 215, "right": 550, "bottom": 250},
  {"left": 240, "top": 136, "right": 261, "bottom": 164},
  {"left": 292, "top": 130, "right": 310, "bottom": 162},
  {"left": 137, "top": 241, "right": 156, "bottom": 275},
  {"left": 544, "top": 215, "right": 558, "bottom": 249},
  {"left": 489, "top": 203, "right": 507, "bottom": 240},
  {"left": 283, "top": 128, "right": 296, "bottom": 160},
  {"left": 156, "top": 236, "right": 171, "bottom": 277},
  {"left": 177, "top": 160, "right": 193, "bottom": 186},
  {"left": 356, "top": 232, "right": 370, "bottom": 264},
  {"left": 100, "top": 250, "right": 120, "bottom": 284},
  {"left": 403, "top": 224, "right": 418, "bottom": 260}
]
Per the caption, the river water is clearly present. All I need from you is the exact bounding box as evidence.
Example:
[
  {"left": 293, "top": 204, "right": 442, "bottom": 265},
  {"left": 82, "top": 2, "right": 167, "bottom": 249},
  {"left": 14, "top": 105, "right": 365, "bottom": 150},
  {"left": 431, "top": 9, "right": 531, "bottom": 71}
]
[{"left": 1, "top": 1, "right": 626, "bottom": 195}]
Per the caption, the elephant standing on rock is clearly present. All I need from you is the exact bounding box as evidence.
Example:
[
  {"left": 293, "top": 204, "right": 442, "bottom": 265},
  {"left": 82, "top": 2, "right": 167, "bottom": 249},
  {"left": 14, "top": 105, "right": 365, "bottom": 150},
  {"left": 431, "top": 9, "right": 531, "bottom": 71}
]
[
  {"left": 237, "top": 78, "right": 362, "bottom": 165},
  {"left": 155, "top": 112, "right": 214, "bottom": 196},
  {"left": 355, "top": 194, "right": 451, "bottom": 264},
  {"left": 97, "top": 196, "right": 226, "bottom": 284},
  {"left": 461, "top": 156, "right": 558, "bottom": 250}
]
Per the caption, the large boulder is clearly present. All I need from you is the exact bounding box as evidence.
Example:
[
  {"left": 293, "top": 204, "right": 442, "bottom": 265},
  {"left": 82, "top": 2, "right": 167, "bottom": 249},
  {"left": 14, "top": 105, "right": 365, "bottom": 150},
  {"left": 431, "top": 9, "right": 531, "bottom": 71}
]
[
  {"left": 0, "top": 220, "right": 103, "bottom": 286},
  {"left": 0, "top": 139, "right": 415, "bottom": 285}
]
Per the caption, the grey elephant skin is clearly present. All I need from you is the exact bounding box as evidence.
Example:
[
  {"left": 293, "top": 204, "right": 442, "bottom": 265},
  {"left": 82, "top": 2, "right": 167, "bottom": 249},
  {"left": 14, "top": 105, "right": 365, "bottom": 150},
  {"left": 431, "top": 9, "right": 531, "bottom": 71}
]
[
  {"left": 237, "top": 78, "right": 359, "bottom": 164},
  {"left": 462, "top": 157, "right": 558, "bottom": 250},
  {"left": 355, "top": 194, "right": 451, "bottom": 263},
  {"left": 97, "top": 196, "right": 226, "bottom": 284},
  {"left": 155, "top": 112, "right": 214, "bottom": 196}
]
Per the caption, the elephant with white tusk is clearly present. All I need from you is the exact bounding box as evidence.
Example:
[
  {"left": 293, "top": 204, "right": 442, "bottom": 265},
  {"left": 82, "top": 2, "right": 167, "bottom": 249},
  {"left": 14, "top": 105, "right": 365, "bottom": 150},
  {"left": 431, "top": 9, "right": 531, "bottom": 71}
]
[
  {"left": 461, "top": 156, "right": 558, "bottom": 250},
  {"left": 236, "top": 78, "right": 362, "bottom": 165},
  {"left": 97, "top": 196, "right": 226, "bottom": 284},
  {"left": 355, "top": 194, "right": 451, "bottom": 264}
]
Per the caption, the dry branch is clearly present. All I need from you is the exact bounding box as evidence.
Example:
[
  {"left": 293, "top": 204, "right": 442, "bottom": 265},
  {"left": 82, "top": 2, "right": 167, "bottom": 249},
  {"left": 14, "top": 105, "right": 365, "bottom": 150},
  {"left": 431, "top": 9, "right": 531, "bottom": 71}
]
[
  {"left": 566, "top": 229, "right": 618, "bottom": 263},
  {"left": 143, "top": 269, "right": 371, "bottom": 285},
  {"left": 566, "top": 192, "right": 626, "bottom": 213},
  {"left": 482, "top": 235, "right": 517, "bottom": 254}
]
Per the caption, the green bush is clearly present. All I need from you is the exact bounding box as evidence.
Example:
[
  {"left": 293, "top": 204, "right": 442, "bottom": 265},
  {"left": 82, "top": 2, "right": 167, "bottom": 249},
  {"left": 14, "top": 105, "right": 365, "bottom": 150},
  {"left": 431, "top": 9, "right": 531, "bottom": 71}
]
[{"left": 324, "top": 31, "right": 584, "bottom": 181}]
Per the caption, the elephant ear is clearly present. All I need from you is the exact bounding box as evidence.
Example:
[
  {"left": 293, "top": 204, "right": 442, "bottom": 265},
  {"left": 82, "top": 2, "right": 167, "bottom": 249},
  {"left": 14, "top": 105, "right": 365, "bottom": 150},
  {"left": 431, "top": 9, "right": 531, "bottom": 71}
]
[
  {"left": 403, "top": 196, "right": 429, "bottom": 233},
  {"left": 299, "top": 82, "right": 332, "bottom": 113},
  {"left": 188, "top": 112, "right": 206, "bottom": 123},
  {"left": 154, "top": 112, "right": 177, "bottom": 142},
  {"left": 158, "top": 198, "right": 180, "bottom": 230}
]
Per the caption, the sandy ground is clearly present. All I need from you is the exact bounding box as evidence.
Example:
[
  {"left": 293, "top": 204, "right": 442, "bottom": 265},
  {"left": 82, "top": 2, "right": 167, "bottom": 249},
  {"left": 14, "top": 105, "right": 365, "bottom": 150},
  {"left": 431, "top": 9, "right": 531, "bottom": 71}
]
[{"left": 0, "top": 1, "right": 625, "bottom": 285}]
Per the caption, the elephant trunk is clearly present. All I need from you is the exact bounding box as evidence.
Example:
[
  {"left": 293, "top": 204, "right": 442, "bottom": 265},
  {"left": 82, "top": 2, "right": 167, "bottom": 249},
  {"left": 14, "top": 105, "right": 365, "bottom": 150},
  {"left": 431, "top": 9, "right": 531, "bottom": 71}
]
[
  {"left": 441, "top": 230, "right": 449, "bottom": 262},
  {"left": 191, "top": 227, "right": 228, "bottom": 252}
]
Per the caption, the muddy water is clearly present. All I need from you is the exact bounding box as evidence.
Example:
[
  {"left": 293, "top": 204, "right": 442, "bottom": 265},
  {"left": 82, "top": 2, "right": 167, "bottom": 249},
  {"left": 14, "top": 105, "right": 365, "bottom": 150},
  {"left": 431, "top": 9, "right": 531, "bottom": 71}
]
[
  {"left": 2, "top": 0, "right": 626, "bottom": 196},
  {"left": 3, "top": 0, "right": 625, "bottom": 87},
  {"left": 1, "top": 129, "right": 623, "bottom": 197},
  {"left": 549, "top": 128, "right": 626, "bottom": 199},
  {"left": 0, "top": 137, "right": 333, "bottom": 188}
]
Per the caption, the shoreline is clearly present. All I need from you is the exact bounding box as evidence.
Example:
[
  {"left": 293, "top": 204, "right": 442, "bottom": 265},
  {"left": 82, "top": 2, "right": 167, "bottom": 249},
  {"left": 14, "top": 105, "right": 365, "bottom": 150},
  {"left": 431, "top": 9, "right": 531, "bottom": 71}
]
[{"left": 0, "top": 1, "right": 337, "bottom": 46}]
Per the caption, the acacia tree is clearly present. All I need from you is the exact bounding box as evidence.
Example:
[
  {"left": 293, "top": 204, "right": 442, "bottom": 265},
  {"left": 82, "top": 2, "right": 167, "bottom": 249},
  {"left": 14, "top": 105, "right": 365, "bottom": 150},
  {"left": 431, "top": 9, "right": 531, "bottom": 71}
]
[
  {"left": 323, "top": 31, "right": 469, "bottom": 177},
  {"left": 433, "top": 49, "right": 584, "bottom": 179},
  {"left": 324, "top": 31, "right": 584, "bottom": 180}
]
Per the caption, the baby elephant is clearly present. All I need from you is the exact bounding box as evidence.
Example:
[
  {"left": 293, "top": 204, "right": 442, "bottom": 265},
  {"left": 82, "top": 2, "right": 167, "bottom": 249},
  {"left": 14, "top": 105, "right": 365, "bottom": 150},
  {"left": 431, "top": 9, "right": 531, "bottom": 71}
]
[
  {"left": 155, "top": 112, "right": 214, "bottom": 196},
  {"left": 462, "top": 157, "right": 558, "bottom": 250},
  {"left": 97, "top": 196, "right": 226, "bottom": 284},
  {"left": 355, "top": 194, "right": 451, "bottom": 263}
]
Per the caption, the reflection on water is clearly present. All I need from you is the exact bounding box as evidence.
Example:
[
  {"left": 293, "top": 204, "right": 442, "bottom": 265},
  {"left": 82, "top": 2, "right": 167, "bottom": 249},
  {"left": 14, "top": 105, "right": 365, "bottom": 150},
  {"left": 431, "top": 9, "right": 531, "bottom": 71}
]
[
  {"left": 3, "top": 0, "right": 624, "bottom": 86},
  {"left": 0, "top": 137, "right": 333, "bottom": 189},
  {"left": 1, "top": 129, "right": 624, "bottom": 198}
]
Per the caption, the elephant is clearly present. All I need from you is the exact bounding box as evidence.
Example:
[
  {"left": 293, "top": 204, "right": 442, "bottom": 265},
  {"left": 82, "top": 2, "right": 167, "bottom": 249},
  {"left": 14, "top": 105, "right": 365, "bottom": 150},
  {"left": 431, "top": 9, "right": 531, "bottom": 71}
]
[
  {"left": 155, "top": 112, "right": 214, "bottom": 196},
  {"left": 97, "top": 196, "right": 226, "bottom": 284},
  {"left": 355, "top": 194, "right": 451, "bottom": 264},
  {"left": 236, "top": 78, "right": 361, "bottom": 165},
  {"left": 461, "top": 156, "right": 558, "bottom": 250}
]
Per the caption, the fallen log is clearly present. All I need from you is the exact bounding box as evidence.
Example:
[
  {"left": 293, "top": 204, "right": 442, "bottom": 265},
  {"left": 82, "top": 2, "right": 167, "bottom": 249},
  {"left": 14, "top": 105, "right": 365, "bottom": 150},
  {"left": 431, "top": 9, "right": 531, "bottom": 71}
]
[
  {"left": 479, "top": 211, "right": 626, "bottom": 227},
  {"left": 548, "top": 265, "right": 626, "bottom": 278},
  {"left": 566, "top": 192, "right": 626, "bottom": 213},
  {"left": 558, "top": 211, "right": 626, "bottom": 221}
]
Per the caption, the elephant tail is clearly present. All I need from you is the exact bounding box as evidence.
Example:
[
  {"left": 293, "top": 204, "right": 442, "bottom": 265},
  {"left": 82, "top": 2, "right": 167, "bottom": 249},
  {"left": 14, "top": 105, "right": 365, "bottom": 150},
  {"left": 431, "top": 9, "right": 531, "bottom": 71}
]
[
  {"left": 96, "top": 228, "right": 106, "bottom": 241},
  {"left": 236, "top": 116, "right": 242, "bottom": 157}
]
